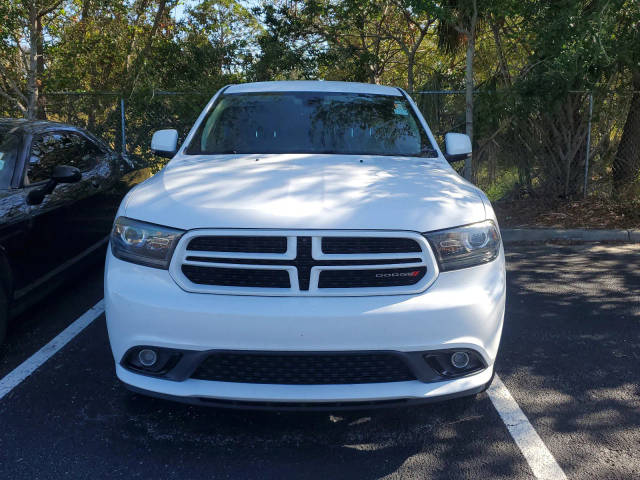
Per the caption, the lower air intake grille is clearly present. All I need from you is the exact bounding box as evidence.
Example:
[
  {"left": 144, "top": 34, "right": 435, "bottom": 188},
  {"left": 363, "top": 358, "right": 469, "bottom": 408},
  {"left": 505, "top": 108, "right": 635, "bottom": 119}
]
[
  {"left": 181, "top": 265, "right": 290, "bottom": 288},
  {"left": 191, "top": 352, "right": 416, "bottom": 384}
]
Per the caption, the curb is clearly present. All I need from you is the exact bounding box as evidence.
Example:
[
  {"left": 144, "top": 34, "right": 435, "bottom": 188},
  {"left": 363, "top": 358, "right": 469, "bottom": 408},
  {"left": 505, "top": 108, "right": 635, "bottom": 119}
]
[{"left": 501, "top": 228, "right": 640, "bottom": 244}]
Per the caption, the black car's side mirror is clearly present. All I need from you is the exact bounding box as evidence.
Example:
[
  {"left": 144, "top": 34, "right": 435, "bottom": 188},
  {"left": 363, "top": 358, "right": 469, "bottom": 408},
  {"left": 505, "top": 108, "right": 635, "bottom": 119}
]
[
  {"left": 26, "top": 165, "right": 82, "bottom": 205},
  {"left": 51, "top": 165, "right": 82, "bottom": 183}
]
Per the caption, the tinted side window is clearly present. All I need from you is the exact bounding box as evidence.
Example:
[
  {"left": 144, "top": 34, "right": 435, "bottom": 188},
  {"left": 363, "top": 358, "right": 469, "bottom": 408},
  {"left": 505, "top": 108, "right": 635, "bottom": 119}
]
[
  {"left": 0, "top": 132, "right": 19, "bottom": 189},
  {"left": 27, "top": 132, "right": 101, "bottom": 184}
]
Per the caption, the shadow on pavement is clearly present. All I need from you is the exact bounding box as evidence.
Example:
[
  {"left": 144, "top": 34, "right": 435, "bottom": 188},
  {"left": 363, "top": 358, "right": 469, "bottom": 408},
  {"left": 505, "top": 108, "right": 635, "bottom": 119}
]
[{"left": 500, "top": 244, "right": 640, "bottom": 479}]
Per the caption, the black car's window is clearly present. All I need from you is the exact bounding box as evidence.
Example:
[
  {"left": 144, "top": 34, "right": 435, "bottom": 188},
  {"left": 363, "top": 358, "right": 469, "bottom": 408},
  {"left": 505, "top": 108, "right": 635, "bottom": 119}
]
[
  {"left": 26, "top": 132, "right": 101, "bottom": 184},
  {"left": 0, "top": 132, "right": 19, "bottom": 189},
  {"left": 186, "top": 92, "right": 437, "bottom": 157}
]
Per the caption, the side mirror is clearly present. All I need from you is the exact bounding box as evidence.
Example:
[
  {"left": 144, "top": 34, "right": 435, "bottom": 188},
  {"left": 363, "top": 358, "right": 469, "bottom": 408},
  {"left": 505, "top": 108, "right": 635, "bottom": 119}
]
[
  {"left": 444, "top": 133, "right": 472, "bottom": 163},
  {"left": 26, "top": 165, "right": 81, "bottom": 205},
  {"left": 51, "top": 165, "right": 82, "bottom": 183},
  {"left": 151, "top": 129, "right": 178, "bottom": 159}
]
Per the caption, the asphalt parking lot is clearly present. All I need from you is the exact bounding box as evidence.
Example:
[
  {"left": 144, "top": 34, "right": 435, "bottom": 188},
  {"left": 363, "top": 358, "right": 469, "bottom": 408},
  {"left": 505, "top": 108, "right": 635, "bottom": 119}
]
[{"left": 0, "top": 244, "right": 638, "bottom": 479}]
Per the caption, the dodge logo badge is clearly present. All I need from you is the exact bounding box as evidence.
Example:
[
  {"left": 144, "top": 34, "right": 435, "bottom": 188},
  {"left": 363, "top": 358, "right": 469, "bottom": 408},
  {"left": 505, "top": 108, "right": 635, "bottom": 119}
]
[{"left": 375, "top": 271, "right": 421, "bottom": 278}]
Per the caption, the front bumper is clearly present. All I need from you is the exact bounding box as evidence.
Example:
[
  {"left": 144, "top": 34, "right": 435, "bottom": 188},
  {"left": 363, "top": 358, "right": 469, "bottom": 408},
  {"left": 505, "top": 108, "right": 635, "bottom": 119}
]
[
  {"left": 121, "top": 367, "right": 495, "bottom": 411},
  {"left": 105, "top": 249, "right": 505, "bottom": 406}
]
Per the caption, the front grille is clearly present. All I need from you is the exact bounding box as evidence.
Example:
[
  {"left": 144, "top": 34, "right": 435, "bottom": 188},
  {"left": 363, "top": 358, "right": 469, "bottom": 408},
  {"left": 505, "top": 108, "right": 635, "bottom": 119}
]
[
  {"left": 187, "top": 236, "right": 287, "bottom": 253},
  {"left": 318, "top": 266, "right": 427, "bottom": 288},
  {"left": 322, "top": 236, "right": 421, "bottom": 254},
  {"left": 172, "top": 230, "right": 435, "bottom": 296},
  {"left": 191, "top": 352, "right": 416, "bottom": 384},
  {"left": 182, "top": 265, "right": 290, "bottom": 288}
]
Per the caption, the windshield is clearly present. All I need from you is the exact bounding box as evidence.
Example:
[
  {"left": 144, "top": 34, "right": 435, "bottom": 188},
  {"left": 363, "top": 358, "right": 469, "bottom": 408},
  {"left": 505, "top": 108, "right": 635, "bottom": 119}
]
[
  {"left": 0, "top": 132, "right": 19, "bottom": 188},
  {"left": 186, "top": 92, "right": 437, "bottom": 157}
]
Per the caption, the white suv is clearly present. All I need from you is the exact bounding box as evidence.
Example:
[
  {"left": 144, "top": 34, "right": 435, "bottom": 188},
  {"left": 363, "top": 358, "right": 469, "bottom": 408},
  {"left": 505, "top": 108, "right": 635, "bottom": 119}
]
[{"left": 105, "top": 81, "right": 505, "bottom": 409}]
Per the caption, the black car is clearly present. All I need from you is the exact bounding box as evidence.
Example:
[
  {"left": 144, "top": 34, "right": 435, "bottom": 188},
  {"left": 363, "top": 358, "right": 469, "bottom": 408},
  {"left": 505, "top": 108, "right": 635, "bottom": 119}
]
[{"left": 0, "top": 119, "right": 132, "bottom": 345}]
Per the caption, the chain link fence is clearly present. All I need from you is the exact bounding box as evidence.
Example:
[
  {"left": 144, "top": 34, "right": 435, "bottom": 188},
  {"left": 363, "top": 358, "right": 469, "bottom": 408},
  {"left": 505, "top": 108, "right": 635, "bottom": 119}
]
[
  {"left": 414, "top": 90, "right": 640, "bottom": 201},
  {"left": 2, "top": 89, "right": 639, "bottom": 202},
  {"left": 122, "top": 91, "right": 211, "bottom": 172}
]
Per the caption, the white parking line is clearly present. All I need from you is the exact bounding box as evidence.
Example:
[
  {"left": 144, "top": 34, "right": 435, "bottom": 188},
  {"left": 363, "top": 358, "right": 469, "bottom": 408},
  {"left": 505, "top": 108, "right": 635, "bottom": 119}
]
[
  {"left": 0, "top": 300, "right": 105, "bottom": 401},
  {"left": 488, "top": 374, "right": 567, "bottom": 480}
]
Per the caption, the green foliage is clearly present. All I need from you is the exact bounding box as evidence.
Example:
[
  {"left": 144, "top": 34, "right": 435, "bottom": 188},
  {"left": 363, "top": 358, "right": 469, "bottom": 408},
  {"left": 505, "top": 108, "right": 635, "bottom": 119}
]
[
  {"left": 0, "top": 0, "right": 639, "bottom": 200},
  {"left": 484, "top": 167, "right": 520, "bottom": 202},
  {"left": 249, "top": 3, "right": 322, "bottom": 81}
]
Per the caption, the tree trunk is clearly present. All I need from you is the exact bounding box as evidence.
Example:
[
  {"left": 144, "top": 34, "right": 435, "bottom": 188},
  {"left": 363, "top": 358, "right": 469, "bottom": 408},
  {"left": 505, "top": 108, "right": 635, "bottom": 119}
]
[
  {"left": 613, "top": 73, "right": 640, "bottom": 198},
  {"left": 464, "top": 36, "right": 474, "bottom": 141},
  {"left": 124, "top": 0, "right": 168, "bottom": 95},
  {"left": 26, "top": 6, "right": 38, "bottom": 120},
  {"left": 464, "top": 30, "right": 475, "bottom": 180},
  {"left": 36, "top": 16, "right": 47, "bottom": 120},
  {"left": 490, "top": 19, "right": 510, "bottom": 86},
  {"left": 81, "top": 0, "right": 91, "bottom": 20},
  {"left": 407, "top": 53, "right": 414, "bottom": 93}
]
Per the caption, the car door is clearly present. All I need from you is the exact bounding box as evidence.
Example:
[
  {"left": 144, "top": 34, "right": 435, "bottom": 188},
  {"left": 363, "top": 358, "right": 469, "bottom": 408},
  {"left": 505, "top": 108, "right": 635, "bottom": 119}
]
[
  {"left": 19, "top": 130, "right": 117, "bottom": 288},
  {"left": 0, "top": 129, "right": 30, "bottom": 296},
  {"left": 61, "top": 131, "right": 122, "bottom": 245}
]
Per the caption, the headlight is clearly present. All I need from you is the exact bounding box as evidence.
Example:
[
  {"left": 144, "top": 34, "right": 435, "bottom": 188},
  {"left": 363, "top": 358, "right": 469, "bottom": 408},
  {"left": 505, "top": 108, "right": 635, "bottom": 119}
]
[
  {"left": 110, "top": 217, "right": 184, "bottom": 269},
  {"left": 423, "top": 220, "right": 501, "bottom": 271}
]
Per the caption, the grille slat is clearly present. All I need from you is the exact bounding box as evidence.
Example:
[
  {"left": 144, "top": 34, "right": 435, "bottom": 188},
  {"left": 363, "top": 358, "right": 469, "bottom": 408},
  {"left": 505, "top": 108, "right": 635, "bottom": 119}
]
[
  {"left": 182, "top": 265, "right": 290, "bottom": 288},
  {"left": 322, "top": 237, "right": 421, "bottom": 254},
  {"left": 185, "top": 256, "right": 420, "bottom": 266},
  {"left": 191, "top": 353, "right": 416, "bottom": 384},
  {"left": 187, "top": 236, "right": 287, "bottom": 253}
]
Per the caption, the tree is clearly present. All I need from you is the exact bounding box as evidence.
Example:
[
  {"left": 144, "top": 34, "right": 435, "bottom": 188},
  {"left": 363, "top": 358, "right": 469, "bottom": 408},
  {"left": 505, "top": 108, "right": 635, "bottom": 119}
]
[
  {"left": 512, "top": 0, "right": 622, "bottom": 197},
  {"left": 430, "top": 0, "right": 480, "bottom": 179},
  {"left": 183, "top": 0, "right": 260, "bottom": 77},
  {"left": 320, "top": 0, "right": 401, "bottom": 84},
  {"left": 611, "top": 1, "right": 640, "bottom": 197},
  {"left": 384, "top": 0, "right": 439, "bottom": 93},
  {"left": 0, "top": 0, "right": 27, "bottom": 115},
  {"left": 0, "top": 0, "right": 67, "bottom": 119},
  {"left": 122, "top": 0, "right": 176, "bottom": 96},
  {"left": 249, "top": 2, "right": 324, "bottom": 81}
]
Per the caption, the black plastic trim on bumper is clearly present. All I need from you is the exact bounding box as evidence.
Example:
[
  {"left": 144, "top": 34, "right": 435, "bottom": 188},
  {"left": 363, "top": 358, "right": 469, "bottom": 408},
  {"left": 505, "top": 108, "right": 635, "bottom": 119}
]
[
  {"left": 120, "top": 347, "right": 488, "bottom": 385},
  {"left": 122, "top": 370, "right": 494, "bottom": 411}
]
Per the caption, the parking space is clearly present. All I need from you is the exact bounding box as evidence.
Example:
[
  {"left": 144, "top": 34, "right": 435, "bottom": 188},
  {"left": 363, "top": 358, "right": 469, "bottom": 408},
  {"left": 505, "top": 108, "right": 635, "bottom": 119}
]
[
  {"left": 0, "top": 244, "right": 638, "bottom": 479},
  {"left": 0, "top": 266, "right": 104, "bottom": 380},
  {"left": 501, "top": 244, "right": 640, "bottom": 479}
]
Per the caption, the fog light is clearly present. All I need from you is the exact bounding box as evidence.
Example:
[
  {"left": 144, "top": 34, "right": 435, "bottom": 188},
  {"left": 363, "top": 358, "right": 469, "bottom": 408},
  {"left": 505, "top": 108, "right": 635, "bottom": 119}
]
[
  {"left": 138, "top": 349, "right": 158, "bottom": 367},
  {"left": 424, "top": 349, "right": 485, "bottom": 378},
  {"left": 451, "top": 351, "right": 470, "bottom": 369}
]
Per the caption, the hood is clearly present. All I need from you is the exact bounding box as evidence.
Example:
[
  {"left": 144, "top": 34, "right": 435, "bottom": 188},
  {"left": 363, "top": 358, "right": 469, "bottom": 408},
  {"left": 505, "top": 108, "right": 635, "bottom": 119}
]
[{"left": 123, "top": 154, "right": 486, "bottom": 232}]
